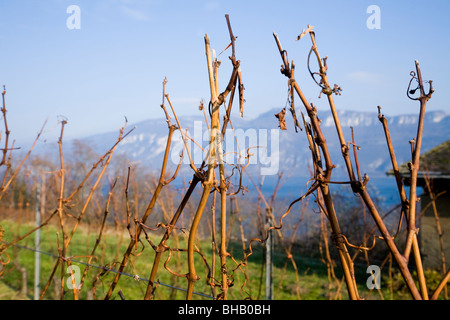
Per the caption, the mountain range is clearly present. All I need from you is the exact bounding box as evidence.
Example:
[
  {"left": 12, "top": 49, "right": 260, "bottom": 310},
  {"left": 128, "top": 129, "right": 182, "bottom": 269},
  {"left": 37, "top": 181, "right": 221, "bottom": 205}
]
[{"left": 81, "top": 108, "right": 450, "bottom": 186}]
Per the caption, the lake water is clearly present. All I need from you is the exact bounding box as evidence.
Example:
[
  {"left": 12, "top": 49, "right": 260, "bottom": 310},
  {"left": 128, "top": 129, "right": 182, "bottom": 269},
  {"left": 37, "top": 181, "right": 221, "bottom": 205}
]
[{"left": 241, "top": 176, "right": 421, "bottom": 209}]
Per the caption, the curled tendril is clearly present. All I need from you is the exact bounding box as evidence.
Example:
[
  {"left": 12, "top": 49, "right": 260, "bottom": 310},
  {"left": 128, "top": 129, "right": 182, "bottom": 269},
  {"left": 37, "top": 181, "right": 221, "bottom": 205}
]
[
  {"left": 407, "top": 71, "right": 420, "bottom": 101},
  {"left": 307, "top": 47, "right": 325, "bottom": 89},
  {"left": 407, "top": 69, "right": 434, "bottom": 101},
  {"left": 307, "top": 47, "right": 342, "bottom": 98}
]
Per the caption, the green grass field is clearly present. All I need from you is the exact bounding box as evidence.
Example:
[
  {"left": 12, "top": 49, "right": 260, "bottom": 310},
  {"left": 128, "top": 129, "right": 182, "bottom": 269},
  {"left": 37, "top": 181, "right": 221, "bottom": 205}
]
[{"left": 0, "top": 218, "right": 432, "bottom": 300}]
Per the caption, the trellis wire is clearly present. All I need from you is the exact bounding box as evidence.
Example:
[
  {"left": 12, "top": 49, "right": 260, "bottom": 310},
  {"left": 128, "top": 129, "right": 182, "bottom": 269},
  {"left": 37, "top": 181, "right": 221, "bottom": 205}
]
[{"left": 2, "top": 241, "right": 214, "bottom": 299}]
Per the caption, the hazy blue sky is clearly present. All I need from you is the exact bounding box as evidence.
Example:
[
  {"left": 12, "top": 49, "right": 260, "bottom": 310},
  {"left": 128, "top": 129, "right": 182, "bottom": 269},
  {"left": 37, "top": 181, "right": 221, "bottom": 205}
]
[{"left": 1, "top": 0, "right": 449, "bottom": 147}]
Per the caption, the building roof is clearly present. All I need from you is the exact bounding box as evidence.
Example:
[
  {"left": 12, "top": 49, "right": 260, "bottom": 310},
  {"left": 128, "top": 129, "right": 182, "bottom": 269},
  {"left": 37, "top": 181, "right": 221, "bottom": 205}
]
[
  {"left": 393, "top": 139, "right": 450, "bottom": 176},
  {"left": 387, "top": 140, "right": 450, "bottom": 191}
]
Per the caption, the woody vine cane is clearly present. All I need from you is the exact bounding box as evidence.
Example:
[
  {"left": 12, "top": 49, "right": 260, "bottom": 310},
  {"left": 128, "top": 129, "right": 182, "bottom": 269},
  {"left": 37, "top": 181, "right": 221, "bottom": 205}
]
[
  {"left": 186, "top": 26, "right": 241, "bottom": 300},
  {"left": 274, "top": 30, "right": 360, "bottom": 300},
  {"left": 105, "top": 104, "right": 182, "bottom": 300},
  {"left": 274, "top": 27, "right": 431, "bottom": 300},
  {"left": 403, "top": 61, "right": 434, "bottom": 294},
  {"left": 306, "top": 27, "right": 421, "bottom": 300}
]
